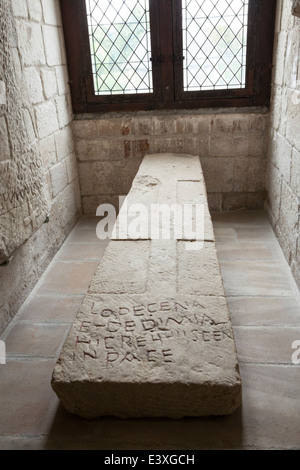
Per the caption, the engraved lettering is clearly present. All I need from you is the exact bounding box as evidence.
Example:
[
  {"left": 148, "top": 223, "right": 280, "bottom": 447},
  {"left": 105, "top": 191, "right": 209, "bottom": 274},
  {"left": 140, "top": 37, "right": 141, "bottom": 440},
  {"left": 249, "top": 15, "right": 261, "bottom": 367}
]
[
  {"left": 101, "top": 309, "right": 114, "bottom": 317},
  {"left": 160, "top": 301, "right": 171, "bottom": 311},
  {"left": 107, "top": 351, "right": 119, "bottom": 363},
  {"left": 213, "top": 330, "right": 222, "bottom": 342},
  {"left": 151, "top": 331, "right": 162, "bottom": 342},
  {"left": 141, "top": 319, "right": 157, "bottom": 331},
  {"left": 222, "top": 329, "right": 233, "bottom": 339},
  {"left": 147, "top": 349, "right": 157, "bottom": 362},
  {"left": 121, "top": 352, "right": 141, "bottom": 363},
  {"left": 104, "top": 337, "right": 116, "bottom": 350},
  {"left": 136, "top": 336, "right": 147, "bottom": 347},
  {"left": 166, "top": 316, "right": 186, "bottom": 327},
  {"left": 125, "top": 320, "right": 136, "bottom": 332},
  {"left": 191, "top": 330, "right": 198, "bottom": 341},
  {"left": 107, "top": 321, "right": 121, "bottom": 332},
  {"left": 147, "top": 303, "right": 158, "bottom": 313},
  {"left": 84, "top": 349, "right": 97, "bottom": 360},
  {"left": 76, "top": 336, "right": 91, "bottom": 346},
  {"left": 119, "top": 307, "right": 130, "bottom": 316},
  {"left": 174, "top": 301, "right": 188, "bottom": 312},
  {"left": 91, "top": 302, "right": 102, "bottom": 314},
  {"left": 202, "top": 331, "right": 211, "bottom": 341},
  {"left": 133, "top": 305, "right": 145, "bottom": 316},
  {"left": 122, "top": 336, "right": 132, "bottom": 348},
  {"left": 79, "top": 321, "right": 91, "bottom": 332},
  {"left": 162, "top": 348, "right": 173, "bottom": 362}
]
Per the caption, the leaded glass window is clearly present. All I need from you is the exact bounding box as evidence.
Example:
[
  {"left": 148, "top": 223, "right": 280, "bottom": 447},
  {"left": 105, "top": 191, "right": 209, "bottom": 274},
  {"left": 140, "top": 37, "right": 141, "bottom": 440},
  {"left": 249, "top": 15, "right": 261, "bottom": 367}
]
[
  {"left": 182, "top": 0, "right": 249, "bottom": 91},
  {"left": 59, "top": 0, "right": 276, "bottom": 113}
]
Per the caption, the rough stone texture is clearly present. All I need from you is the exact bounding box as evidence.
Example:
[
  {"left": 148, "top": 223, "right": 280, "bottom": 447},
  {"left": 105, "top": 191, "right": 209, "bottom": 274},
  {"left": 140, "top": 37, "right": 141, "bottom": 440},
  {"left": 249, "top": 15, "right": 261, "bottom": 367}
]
[
  {"left": 265, "top": 0, "right": 300, "bottom": 290},
  {"left": 0, "top": 0, "right": 81, "bottom": 334},
  {"left": 72, "top": 109, "right": 269, "bottom": 215},
  {"left": 52, "top": 154, "right": 242, "bottom": 419},
  {"left": 0, "top": 0, "right": 49, "bottom": 263}
]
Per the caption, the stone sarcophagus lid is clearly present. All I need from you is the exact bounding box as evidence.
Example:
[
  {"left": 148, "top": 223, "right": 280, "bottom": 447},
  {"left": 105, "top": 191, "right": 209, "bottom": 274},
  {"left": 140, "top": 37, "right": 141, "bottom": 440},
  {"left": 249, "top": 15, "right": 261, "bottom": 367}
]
[{"left": 51, "top": 153, "right": 242, "bottom": 419}]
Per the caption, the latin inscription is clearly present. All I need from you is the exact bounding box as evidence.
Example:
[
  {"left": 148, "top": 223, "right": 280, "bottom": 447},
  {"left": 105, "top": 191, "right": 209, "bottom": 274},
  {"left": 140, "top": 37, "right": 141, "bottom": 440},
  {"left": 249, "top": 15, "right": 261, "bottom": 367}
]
[{"left": 74, "top": 299, "right": 233, "bottom": 368}]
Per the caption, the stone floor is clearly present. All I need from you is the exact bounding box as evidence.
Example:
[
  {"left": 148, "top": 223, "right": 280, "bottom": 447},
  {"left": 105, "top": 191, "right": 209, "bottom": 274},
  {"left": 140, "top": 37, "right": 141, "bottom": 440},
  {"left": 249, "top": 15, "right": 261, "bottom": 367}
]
[{"left": 0, "top": 210, "right": 300, "bottom": 450}]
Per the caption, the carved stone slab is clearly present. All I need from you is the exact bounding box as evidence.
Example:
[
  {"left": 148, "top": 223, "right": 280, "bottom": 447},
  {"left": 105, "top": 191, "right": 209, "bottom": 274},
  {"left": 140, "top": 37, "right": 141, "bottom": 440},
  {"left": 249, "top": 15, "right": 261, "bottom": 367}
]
[{"left": 52, "top": 154, "right": 242, "bottom": 418}]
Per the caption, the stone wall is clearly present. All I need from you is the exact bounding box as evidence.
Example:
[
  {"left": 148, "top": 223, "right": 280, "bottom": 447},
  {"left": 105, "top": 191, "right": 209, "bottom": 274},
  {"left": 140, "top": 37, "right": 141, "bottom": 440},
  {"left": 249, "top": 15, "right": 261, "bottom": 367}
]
[
  {"left": 265, "top": 0, "right": 300, "bottom": 289},
  {"left": 73, "top": 108, "right": 269, "bottom": 215},
  {"left": 0, "top": 0, "right": 81, "bottom": 334}
]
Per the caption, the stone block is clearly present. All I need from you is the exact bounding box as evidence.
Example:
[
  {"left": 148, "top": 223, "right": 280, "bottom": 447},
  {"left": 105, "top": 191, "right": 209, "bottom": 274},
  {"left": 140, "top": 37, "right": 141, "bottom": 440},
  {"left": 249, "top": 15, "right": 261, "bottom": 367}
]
[
  {"left": 50, "top": 160, "right": 68, "bottom": 197},
  {"left": 41, "top": 0, "right": 62, "bottom": 25},
  {"left": 201, "top": 157, "right": 233, "bottom": 192},
  {"left": 0, "top": 116, "right": 11, "bottom": 161},
  {"left": 55, "top": 95, "right": 72, "bottom": 128},
  {"left": 22, "top": 108, "right": 36, "bottom": 143},
  {"left": 77, "top": 162, "right": 94, "bottom": 196},
  {"left": 75, "top": 139, "right": 124, "bottom": 162},
  {"left": 210, "top": 134, "right": 250, "bottom": 157},
  {"left": 54, "top": 126, "right": 74, "bottom": 161},
  {"left": 286, "top": 90, "right": 300, "bottom": 151},
  {"left": 277, "top": 179, "right": 299, "bottom": 261},
  {"left": 65, "top": 153, "right": 78, "bottom": 184},
  {"left": 274, "top": 31, "right": 287, "bottom": 87},
  {"left": 291, "top": 147, "right": 300, "bottom": 198},
  {"left": 55, "top": 65, "right": 69, "bottom": 95},
  {"left": 91, "top": 160, "right": 142, "bottom": 195},
  {"left": 35, "top": 100, "right": 59, "bottom": 139},
  {"left": 11, "top": 0, "right": 28, "bottom": 18},
  {"left": 16, "top": 21, "right": 45, "bottom": 66},
  {"left": 270, "top": 131, "right": 292, "bottom": 183},
  {"left": 41, "top": 69, "right": 58, "bottom": 100},
  {"left": 222, "top": 191, "right": 266, "bottom": 211},
  {"left": 210, "top": 114, "right": 250, "bottom": 133},
  {"left": 27, "top": 0, "right": 43, "bottom": 22},
  {"left": 233, "top": 158, "right": 267, "bottom": 192},
  {"left": 42, "top": 25, "right": 62, "bottom": 66},
  {"left": 39, "top": 134, "right": 56, "bottom": 169},
  {"left": 24, "top": 67, "right": 44, "bottom": 104},
  {"left": 51, "top": 154, "right": 242, "bottom": 419}
]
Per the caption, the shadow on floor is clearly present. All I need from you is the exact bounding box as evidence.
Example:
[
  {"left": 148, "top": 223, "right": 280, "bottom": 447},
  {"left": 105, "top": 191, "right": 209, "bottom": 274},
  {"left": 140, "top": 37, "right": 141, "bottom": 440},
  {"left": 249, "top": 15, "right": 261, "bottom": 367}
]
[{"left": 45, "top": 402, "right": 243, "bottom": 450}]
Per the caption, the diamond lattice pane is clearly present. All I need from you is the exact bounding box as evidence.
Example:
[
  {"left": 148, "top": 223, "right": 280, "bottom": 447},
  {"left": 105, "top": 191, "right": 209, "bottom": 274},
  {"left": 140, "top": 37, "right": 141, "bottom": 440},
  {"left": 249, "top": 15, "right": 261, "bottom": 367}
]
[
  {"left": 85, "top": 0, "right": 153, "bottom": 95},
  {"left": 182, "top": 0, "right": 249, "bottom": 91}
]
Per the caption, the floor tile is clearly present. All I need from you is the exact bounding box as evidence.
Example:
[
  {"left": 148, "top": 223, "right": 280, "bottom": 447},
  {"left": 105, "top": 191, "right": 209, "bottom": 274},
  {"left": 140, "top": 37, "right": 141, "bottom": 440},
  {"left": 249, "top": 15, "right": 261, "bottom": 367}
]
[
  {"left": 0, "top": 359, "right": 59, "bottom": 436},
  {"left": 55, "top": 242, "right": 108, "bottom": 262},
  {"left": 4, "top": 323, "right": 70, "bottom": 358},
  {"left": 220, "top": 260, "right": 296, "bottom": 297},
  {"left": 65, "top": 228, "right": 102, "bottom": 244},
  {"left": 36, "top": 261, "right": 99, "bottom": 295},
  {"left": 18, "top": 295, "right": 84, "bottom": 324},
  {"left": 238, "top": 364, "right": 300, "bottom": 449},
  {"left": 233, "top": 326, "right": 300, "bottom": 364},
  {"left": 216, "top": 242, "right": 283, "bottom": 261},
  {"left": 228, "top": 296, "right": 300, "bottom": 326}
]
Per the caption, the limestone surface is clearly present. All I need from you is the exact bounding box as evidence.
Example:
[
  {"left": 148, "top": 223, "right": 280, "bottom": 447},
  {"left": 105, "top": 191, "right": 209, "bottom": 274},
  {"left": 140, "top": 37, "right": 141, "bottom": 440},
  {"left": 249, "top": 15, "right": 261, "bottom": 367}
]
[
  {"left": 0, "top": 0, "right": 49, "bottom": 263},
  {"left": 52, "top": 153, "right": 242, "bottom": 418}
]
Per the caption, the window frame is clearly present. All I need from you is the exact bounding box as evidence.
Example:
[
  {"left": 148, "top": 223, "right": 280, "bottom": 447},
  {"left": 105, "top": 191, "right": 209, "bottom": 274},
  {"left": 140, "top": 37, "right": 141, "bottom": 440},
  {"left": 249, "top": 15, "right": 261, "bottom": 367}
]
[{"left": 60, "top": 0, "right": 276, "bottom": 114}]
